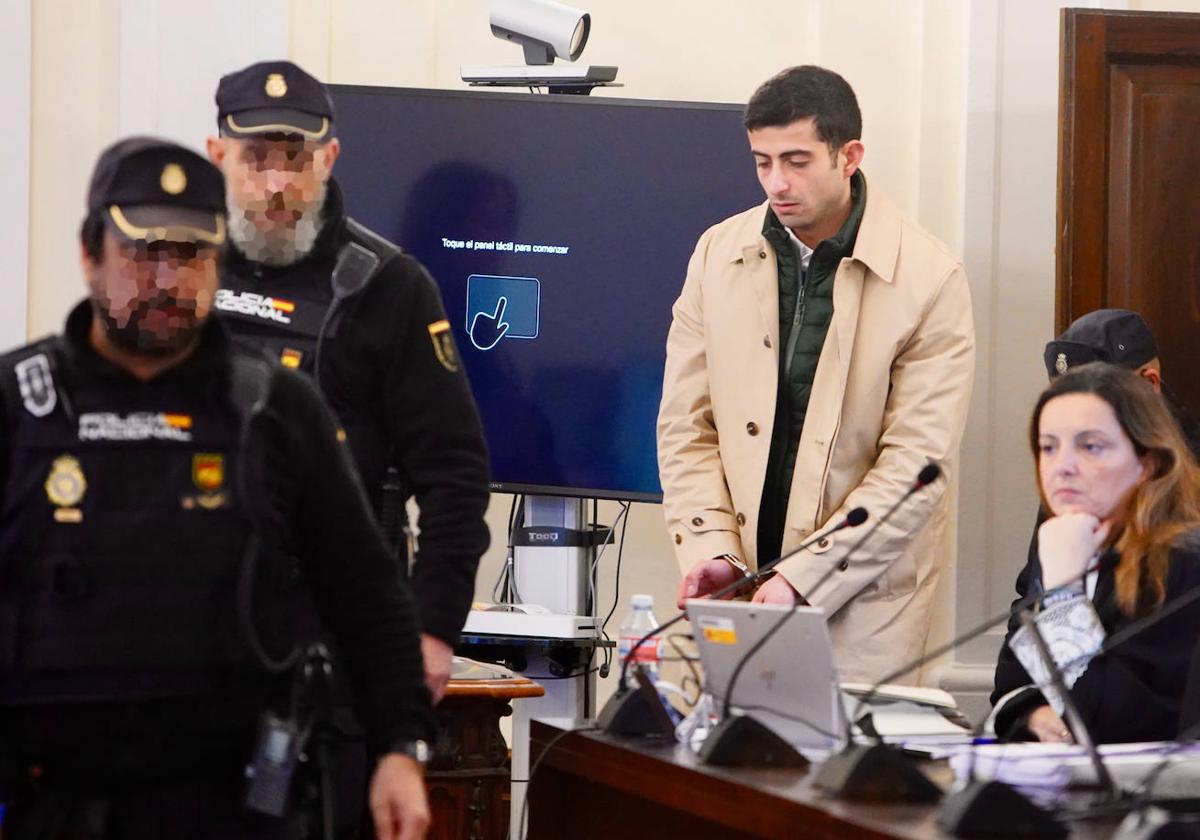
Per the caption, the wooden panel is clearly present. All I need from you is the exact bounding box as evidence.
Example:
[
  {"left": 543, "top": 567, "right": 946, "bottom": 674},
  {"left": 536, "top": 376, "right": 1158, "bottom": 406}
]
[
  {"left": 525, "top": 721, "right": 1123, "bottom": 839},
  {"left": 1058, "top": 9, "right": 1200, "bottom": 415},
  {"left": 1057, "top": 9, "right": 1111, "bottom": 327},
  {"left": 1106, "top": 62, "right": 1200, "bottom": 415}
]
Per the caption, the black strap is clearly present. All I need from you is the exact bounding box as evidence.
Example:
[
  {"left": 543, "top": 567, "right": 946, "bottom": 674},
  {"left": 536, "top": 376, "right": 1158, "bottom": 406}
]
[{"left": 226, "top": 355, "right": 301, "bottom": 675}]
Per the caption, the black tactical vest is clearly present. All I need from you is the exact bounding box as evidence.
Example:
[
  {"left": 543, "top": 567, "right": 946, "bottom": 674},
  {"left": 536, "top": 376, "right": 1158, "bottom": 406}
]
[
  {"left": 0, "top": 340, "right": 290, "bottom": 705},
  {"left": 217, "top": 219, "right": 399, "bottom": 386}
]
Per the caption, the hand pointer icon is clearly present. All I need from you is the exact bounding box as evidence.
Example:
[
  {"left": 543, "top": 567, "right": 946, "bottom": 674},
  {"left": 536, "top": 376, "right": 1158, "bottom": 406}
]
[{"left": 469, "top": 296, "right": 510, "bottom": 351}]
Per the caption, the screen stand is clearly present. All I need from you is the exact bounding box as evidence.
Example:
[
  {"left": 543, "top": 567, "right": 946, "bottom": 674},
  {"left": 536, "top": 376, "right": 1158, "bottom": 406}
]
[{"left": 512, "top": 495, "right": 597, "bottom": 616}]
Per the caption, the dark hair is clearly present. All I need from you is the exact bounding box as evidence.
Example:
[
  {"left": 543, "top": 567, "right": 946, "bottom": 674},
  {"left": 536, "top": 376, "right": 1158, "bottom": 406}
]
[
  {"left": 80, "top": 208, "right": 106, "bottom": 263},
  {"left": 1029, "top": 362, "right": 1200, "bottom": 616},
  {"left": 743, "top": 65, "right": 862, "bottom": 153}
]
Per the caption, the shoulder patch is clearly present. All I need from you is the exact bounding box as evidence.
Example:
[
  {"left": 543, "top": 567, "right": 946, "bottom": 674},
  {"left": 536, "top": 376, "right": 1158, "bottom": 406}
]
[
  {"left": 14, "top": 353, "right": 57, "bottom": 417},
  {"left": 428, "top": 320, "right": 460, "bottom": 372}
]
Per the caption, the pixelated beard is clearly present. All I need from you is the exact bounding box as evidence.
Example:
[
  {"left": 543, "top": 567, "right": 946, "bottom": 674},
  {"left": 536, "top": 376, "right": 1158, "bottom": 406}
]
[
  {"left": 93, "top": 293, "right": 203, "bottom": 357},
  {"left": 226, "top": 182, "right": 327, "bottom": 267}
]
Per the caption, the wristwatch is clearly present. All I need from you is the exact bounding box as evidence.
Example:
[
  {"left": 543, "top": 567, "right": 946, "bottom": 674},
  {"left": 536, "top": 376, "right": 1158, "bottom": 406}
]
[
  {"left": 716, "top": 553, "right": 753, "bottom": 579},
  {"left": 387, "top": 738, "right": 432, "bottom": 766}
]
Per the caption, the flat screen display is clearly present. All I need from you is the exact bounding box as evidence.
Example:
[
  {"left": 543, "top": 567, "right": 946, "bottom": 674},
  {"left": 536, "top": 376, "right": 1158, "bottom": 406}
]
[{"left": 329, "top": 85, "right": 764, "bottom": 502}]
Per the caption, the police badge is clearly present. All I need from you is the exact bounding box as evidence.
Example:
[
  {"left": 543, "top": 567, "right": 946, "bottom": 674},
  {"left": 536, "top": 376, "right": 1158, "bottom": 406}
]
[{"left": 46, "top": 455, "right": 86, "bottom": 522}]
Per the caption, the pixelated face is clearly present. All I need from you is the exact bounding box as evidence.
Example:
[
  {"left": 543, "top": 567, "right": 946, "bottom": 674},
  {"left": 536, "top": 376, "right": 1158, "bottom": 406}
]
[
  {"left": 748, "top": 118, "right": 861, "bottom": 241},
  {"left": 84, "top": 229, "right": 219, "bottom": 355},
  {"left": 211, "top": 135, "right": 338, "bottom": 266},
  {"left": 1037, "top": 393, "right": 1148, "bottom": 520}
]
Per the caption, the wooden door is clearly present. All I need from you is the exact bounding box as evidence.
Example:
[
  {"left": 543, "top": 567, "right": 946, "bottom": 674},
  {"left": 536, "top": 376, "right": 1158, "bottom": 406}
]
[{"left": 1058, "top": 9, "right": 1200, "bottom": 415}]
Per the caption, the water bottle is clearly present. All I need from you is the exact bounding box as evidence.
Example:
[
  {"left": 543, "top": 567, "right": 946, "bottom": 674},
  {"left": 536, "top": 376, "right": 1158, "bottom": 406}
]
[{"left": 617, "top": 593, "right": 663, "bottom": 688}]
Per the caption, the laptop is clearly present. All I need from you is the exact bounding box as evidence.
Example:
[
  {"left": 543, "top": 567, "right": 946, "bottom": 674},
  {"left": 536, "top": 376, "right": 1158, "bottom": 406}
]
[{"left": 686, "top": 599, "right": 848, "bottom": 750}]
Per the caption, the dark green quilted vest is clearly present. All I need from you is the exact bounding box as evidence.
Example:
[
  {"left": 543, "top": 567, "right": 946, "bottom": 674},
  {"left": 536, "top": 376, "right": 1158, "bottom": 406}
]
[{"left": 756, "top": 172, "right": 866, "bottom": 565}]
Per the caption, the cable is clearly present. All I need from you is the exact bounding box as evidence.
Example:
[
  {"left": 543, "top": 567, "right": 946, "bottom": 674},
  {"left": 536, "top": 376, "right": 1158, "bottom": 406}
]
[
  {"left": 601, "top": 502, "right": 631, "bottom": 635},
  {"left": 507, "top": 495, "right": 527, "bottom": 604},
  {"left": 515, "top": 725, "right": 601, "bottom": 840},
  {"left": 665, "top": 632, "right": 702, "bottom": 706},
  {"left": 600, "top": 501, "right": 632, "bottom": 678},
  {"left": 586, "top": 501, "right": 624, "bottom": 620},
  {"left": 490, "top": 494, "right": 521, "bottom": 603}
]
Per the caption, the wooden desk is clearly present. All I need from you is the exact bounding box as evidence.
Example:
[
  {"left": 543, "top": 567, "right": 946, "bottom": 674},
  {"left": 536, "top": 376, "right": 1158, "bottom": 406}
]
[
  {"left": 427, "top": 676, "right": 543, "bottom": 840},
  {"left": 527, "top": 722, "right": 1124, "bottom": 839}
]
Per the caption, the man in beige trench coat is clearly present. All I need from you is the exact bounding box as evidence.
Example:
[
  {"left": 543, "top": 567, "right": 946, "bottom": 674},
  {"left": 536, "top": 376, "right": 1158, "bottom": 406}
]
[{"left": 658, "top": 66, "right": 975, "bottom": 683}]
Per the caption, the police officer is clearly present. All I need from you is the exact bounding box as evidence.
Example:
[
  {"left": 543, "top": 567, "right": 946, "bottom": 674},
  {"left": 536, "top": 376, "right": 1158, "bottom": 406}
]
[
  {"left": 206, "top": 61, "right": 490, "bottom": 705},
  {"left": 0, "top": 138, "right": 433, "bottom": 840}
]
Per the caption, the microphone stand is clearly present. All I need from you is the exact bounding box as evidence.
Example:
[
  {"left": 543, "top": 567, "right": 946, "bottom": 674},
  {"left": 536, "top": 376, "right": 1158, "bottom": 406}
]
[
  {"left": 813, "top": 569, "right": 1094, "bottom": 808},
  {"left": 698, "top": 464, "right": 943, "bottom": 768},
  {"left": 1019, "top": 609, "right": 1119, "bottom": 798},
  {"left": 596, "top": 509, "right": 867, "bottom": 737},
  {"left": 936, "top": 606, "right": 1115, "bottom": 838}
]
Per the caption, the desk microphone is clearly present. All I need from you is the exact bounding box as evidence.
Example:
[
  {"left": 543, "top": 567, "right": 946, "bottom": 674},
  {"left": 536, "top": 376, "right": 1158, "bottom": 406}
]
[
  {"left": 596, "top": 506, "right": 868, "bottom": 738},
  {"left": 700, "top": 463, "right": 941, "bottom": 767},
  {"left": 813, "top": 557, "right": 1099, "bottom": 814},
  {"left": 938, "top": 600, "right": 1132, "bottom": 837}
]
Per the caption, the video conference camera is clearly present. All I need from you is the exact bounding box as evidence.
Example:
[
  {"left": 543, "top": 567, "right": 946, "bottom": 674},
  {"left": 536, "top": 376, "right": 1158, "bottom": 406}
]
[
  {"left": 491, "top": 0, "right": 590, "bottom": 65},
  {"left": 461, "top": 0, "right": 618, "bottom": 91}
]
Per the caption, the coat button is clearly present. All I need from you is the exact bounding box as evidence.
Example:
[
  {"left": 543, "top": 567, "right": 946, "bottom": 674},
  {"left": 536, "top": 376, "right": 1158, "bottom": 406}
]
[
  {"left": 763, "top": 335, "right": 771, "bottom": 348},
  {"left": 758, "top": 251, "right": 767, "bottom": 259},
  {"left": 746, "top": 422, "right": 759, "bottom": 436},
  {"left": 674, "top": 534, "right": 682, "bottom": 545},
  {"left": 838, "top": 559, "right": 849, "bottom": 571},
  {"left": 736, "top": 513, "right": 746, "bottom": 526},
  {"left": 818, "top": 538, "right": 829, "bottom": 549},
  {"left": 691, "top": 516, "right": 704, "bottom": 527}
]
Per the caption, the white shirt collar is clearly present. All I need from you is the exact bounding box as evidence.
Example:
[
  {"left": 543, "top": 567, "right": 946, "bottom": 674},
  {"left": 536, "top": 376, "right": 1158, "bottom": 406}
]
[{"left": 784, "top": 226, "right": 814, "bottom": 272}]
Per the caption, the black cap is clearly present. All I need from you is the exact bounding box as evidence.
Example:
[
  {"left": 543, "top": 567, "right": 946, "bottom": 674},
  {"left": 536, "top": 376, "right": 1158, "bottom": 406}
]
[
  {"left": 1043, "top": 309, "right": 1158, "bottom": 378},
  {"left": 215, "top": 60, "right": 334, "bottom": 142},
  {"left": 88, "top": 137, "right": 226, "bottom": 245}
]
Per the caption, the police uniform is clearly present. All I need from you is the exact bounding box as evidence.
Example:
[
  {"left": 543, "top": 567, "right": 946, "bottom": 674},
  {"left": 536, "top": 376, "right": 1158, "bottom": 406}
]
[
  {"left": 213, "top": 62, "right": 490, "bottom": 648},
  {"left": 0, "top": 139, "right": 433, "bottom": 838}
]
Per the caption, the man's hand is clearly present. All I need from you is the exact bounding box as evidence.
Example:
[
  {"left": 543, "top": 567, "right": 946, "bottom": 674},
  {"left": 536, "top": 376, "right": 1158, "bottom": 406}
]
[
  {"left": 676, "top": 557, "right": 744, "bottom": 609},
  {"left": 420, "top": 633, "right": 454, "bottom": 705},
  {"left": 1027, "top": 705, "right": 1073, "bottom": 744},
  {"left": 369, "top": 754, "right": 431, "bottom": 840},
  {"left": 751, "top": 573, "right": 799, "bottom": 606},
  {"left": 1039, "top": 513, "right": 1109, "bottom": 590}
]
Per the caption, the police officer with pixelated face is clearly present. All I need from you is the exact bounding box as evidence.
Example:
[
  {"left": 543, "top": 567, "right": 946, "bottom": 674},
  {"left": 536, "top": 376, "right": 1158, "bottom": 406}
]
[
  {"left": 0, "top": 138, "right": 434, "bottom": 840},
  {"left": 206, "top": 61, "right": 490, "bottom": 707}
]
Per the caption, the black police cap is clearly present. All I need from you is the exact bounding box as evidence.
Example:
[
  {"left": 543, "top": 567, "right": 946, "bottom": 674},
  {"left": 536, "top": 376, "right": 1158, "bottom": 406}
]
[
  {"left": 88, "top": 136, "right": 226, "bottom": 245},
  {"left": 215, "top": 60, "right": 334, "bottom": 142},
  {"left": 1043, "top": 309, "right": 1158, "bottom": 378}
]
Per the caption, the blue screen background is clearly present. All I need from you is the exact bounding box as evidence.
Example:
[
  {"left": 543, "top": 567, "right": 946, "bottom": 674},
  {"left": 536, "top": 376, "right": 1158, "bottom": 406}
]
[{"left": 329, "top": 86, "right": 764, "bottom": 501}]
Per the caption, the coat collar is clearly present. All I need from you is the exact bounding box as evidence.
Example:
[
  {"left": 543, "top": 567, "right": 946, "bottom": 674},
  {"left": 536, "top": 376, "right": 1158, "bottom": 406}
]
[{"left": 729, "top": 173, "right": 902, "bottom": 284}]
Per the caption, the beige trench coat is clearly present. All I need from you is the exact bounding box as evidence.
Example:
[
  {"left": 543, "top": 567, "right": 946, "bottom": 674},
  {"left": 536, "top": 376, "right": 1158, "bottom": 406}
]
[{"left": 657, "top": 179, "right": 975, "bottom": 683}]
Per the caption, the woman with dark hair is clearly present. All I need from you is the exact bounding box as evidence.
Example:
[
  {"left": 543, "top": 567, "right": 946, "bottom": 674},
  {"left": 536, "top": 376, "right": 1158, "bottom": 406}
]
[{"left": 991, "top": 362, "right": 1200, "bottom": 743}]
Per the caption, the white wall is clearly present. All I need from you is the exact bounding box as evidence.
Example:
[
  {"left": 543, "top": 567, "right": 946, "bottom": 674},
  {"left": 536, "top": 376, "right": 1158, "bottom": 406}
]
[
  {"left": 117, "top": 0, "right": 288, "bottom": 145},
  {"left": 25, "top": 0, "right": 287, "bottom": 340},
  {"left": 0, "top": 0, "right": 31, "bottom": 350}
]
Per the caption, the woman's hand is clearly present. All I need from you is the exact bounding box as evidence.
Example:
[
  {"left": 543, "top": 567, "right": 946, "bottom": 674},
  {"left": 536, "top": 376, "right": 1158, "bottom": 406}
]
[
  {"left": 1038, "top": 513, "right": 1109, "bottom": 590},
  {"left": 1027, "top": 705, "right": 1073, "bottom": 743}
]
